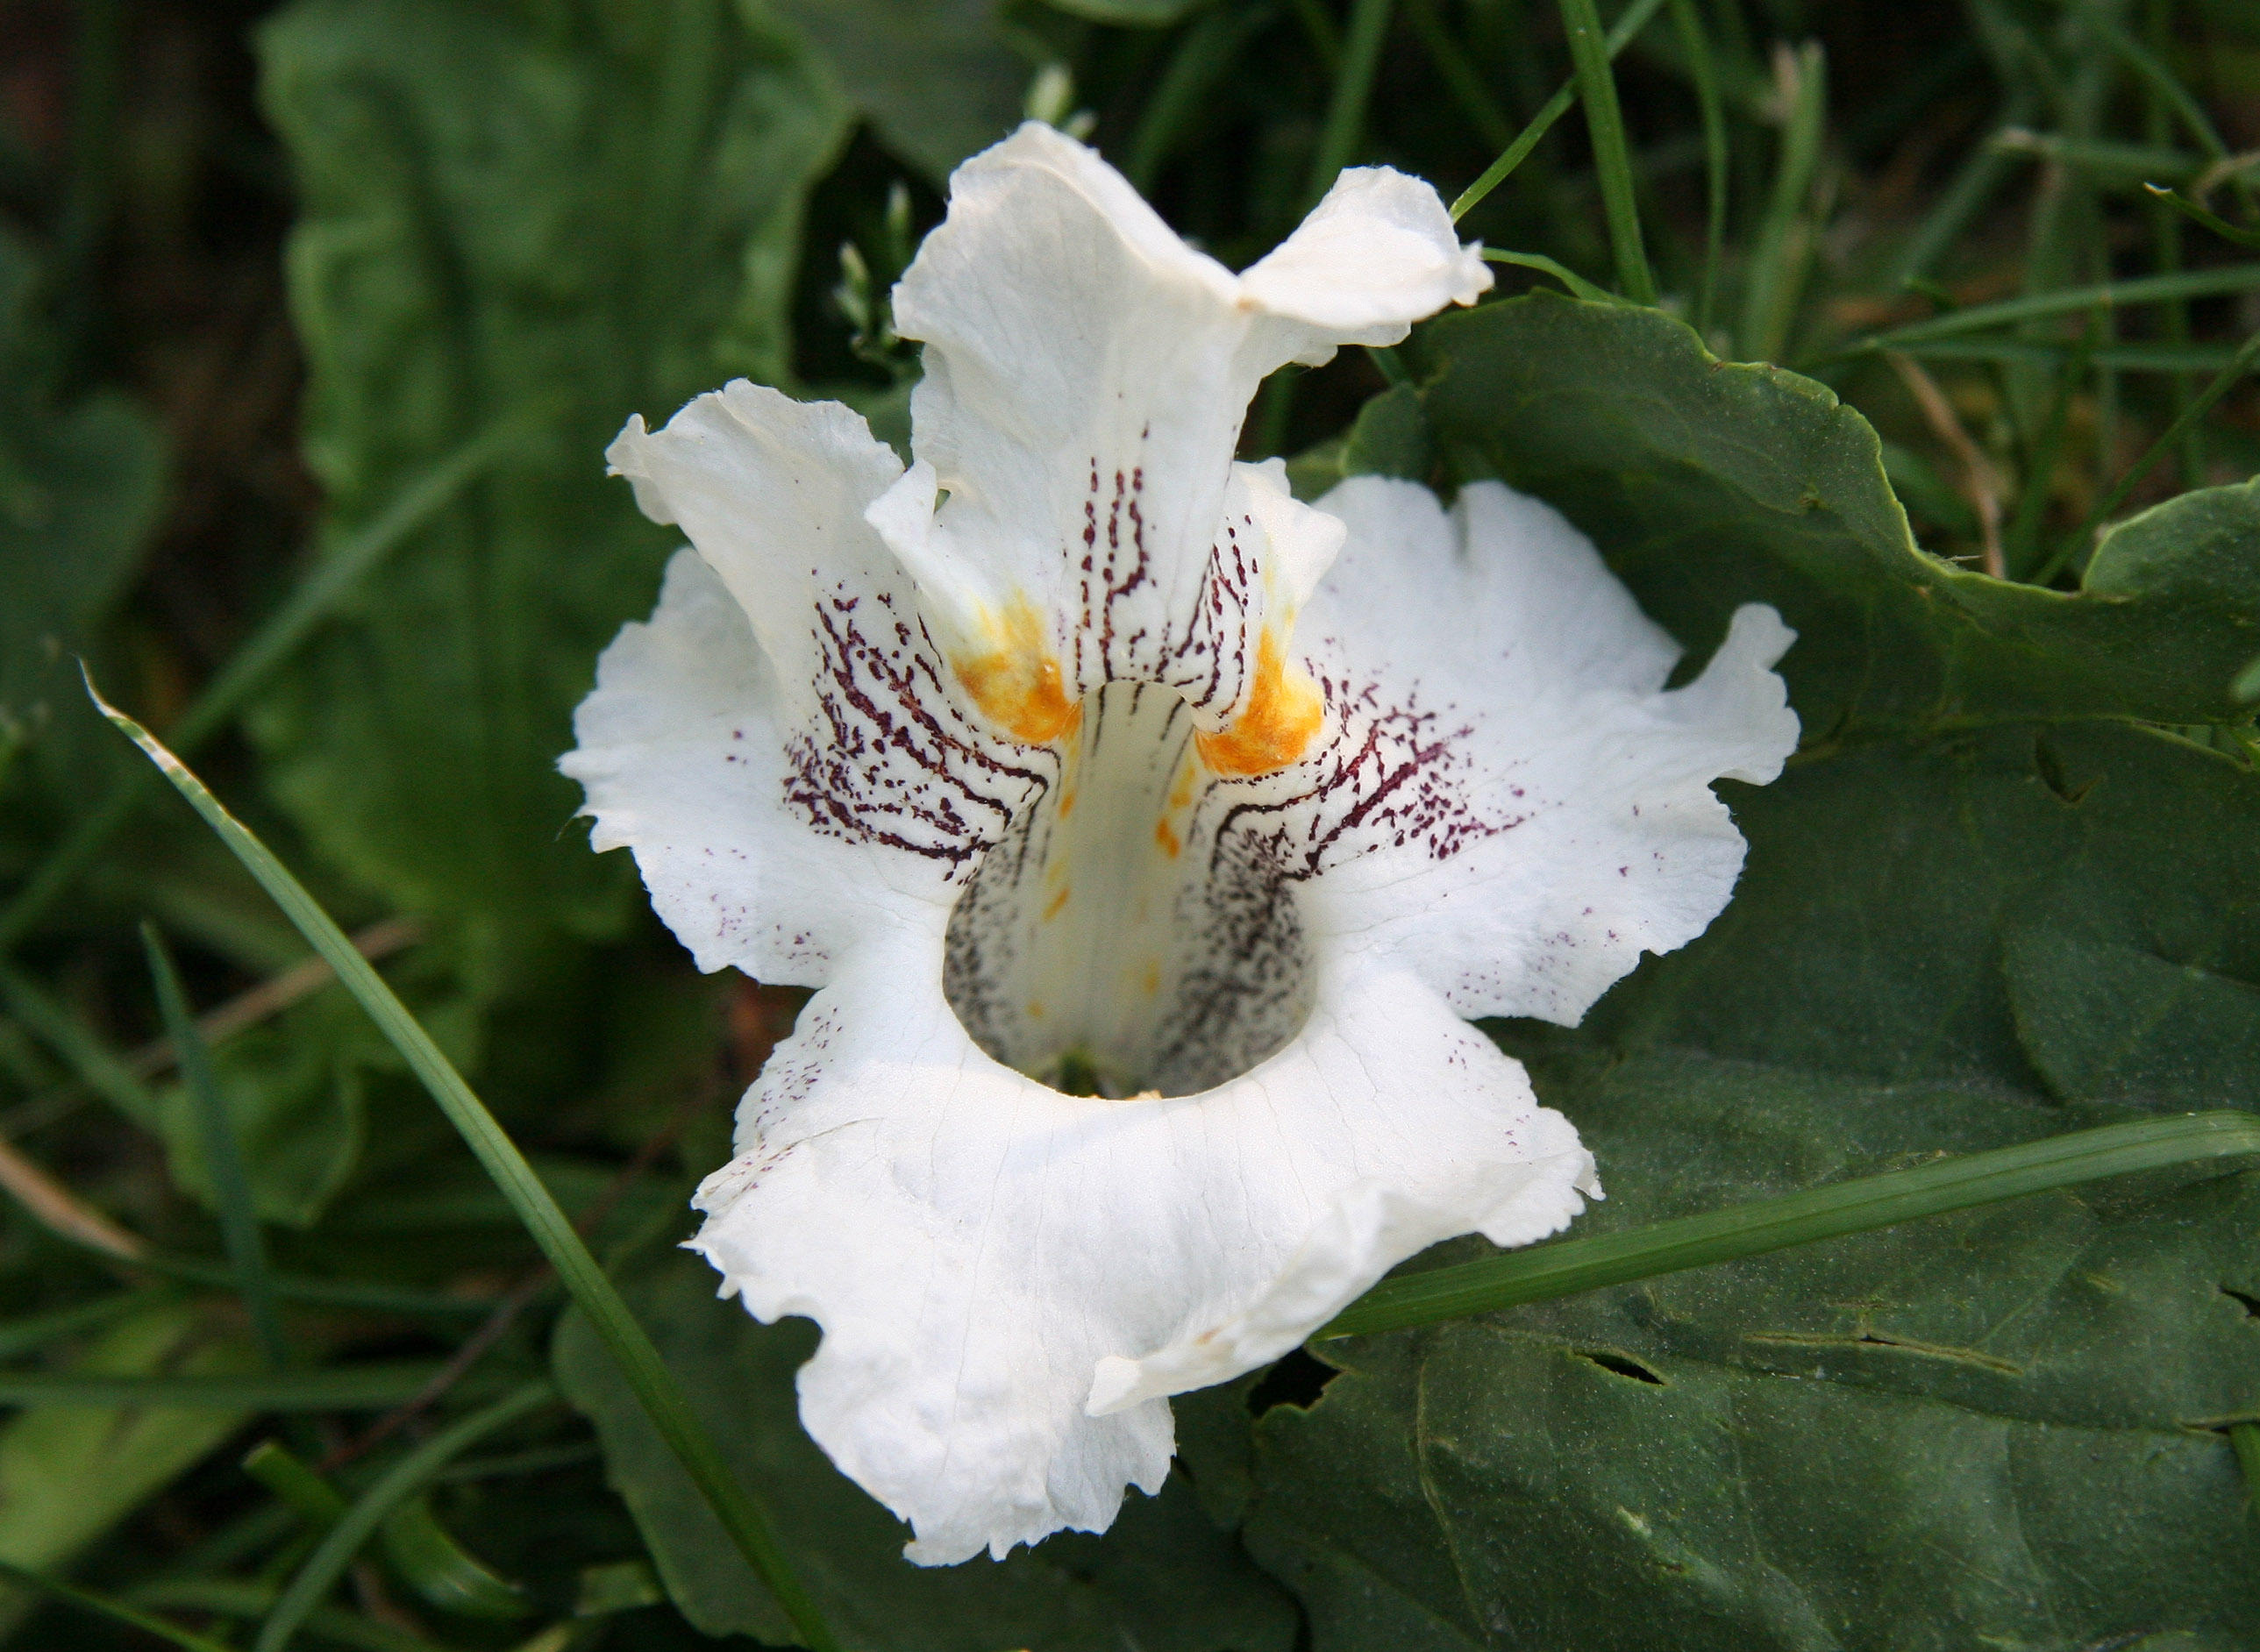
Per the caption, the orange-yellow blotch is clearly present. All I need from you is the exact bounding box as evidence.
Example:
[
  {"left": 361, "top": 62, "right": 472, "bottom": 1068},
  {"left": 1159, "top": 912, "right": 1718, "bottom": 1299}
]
[
  {"left": 1154, "top": 818, "right": 1181, "bottom": 858},
  {"left": 1194, "top": 630, "right": 1323, "bottom": 777},
  {"left": 1058, "top": 787, "right": 1077, "bottom": 818},
  {"left": 951, "top": 600, "right": 1081, "bottom": 745},
  {"left": 1141, "top": 960, "right": 1161, "bottom": 995},
  {"left": 1043, "top": 886, "right": 1071, "bottom": 922}
]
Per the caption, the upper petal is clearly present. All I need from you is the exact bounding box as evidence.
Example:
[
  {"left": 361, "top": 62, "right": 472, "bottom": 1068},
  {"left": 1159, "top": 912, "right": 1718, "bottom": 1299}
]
[
  {"left": 1238, "top": 166, "right": 1492, "bottom": 338},
  {"left": 878, "top": 123, "right": 1488, "bottom": 739}
]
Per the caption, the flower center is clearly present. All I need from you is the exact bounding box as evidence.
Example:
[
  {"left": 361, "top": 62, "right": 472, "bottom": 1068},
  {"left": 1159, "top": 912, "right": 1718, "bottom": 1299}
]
[{"left": 943, "top": 681, "right": 1315, "bottom": 1098}]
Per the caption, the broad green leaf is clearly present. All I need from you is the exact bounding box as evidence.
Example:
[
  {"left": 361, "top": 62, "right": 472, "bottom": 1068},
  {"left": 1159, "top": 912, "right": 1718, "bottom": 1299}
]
[
  {"left": 1237, "top": 293, "right": 2260, "bottom": 1647},
  {"left": 772, "top": 0, "right": 1028, "bottom": 183},
  {"left": 2006, "top": 929, "right": 2260, "bottom": 1107},
  {"left": 1238, "top": 721, "right": 2260, "bottom": 1642},
  {"left": 0, "top": 1303, "right": 254, "bottom": 1635},
  {"left": 1246, "top": 1028, "right": 2260, "bottom": 1648},
  {"left": 553, "top": 1249, "right": 1297, "bottom": 1652},
  {"left": 0, "top": 226, "right": 164, "bottom": 801},
  {"left": 252, "top": 0, "right": 851, "bottom": 946},
  {"left": 1408, "top": 291, "right": 2260, "bottom": 734},
  {"left": 1583, "top": 720, "right": 2260, "bottom": 1086}
]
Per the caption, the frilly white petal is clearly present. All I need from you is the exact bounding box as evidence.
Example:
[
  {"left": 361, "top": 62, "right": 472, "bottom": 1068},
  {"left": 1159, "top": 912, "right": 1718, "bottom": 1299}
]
[
  {"left": 686, "top": 930, "right": 1593, "bottom": 1566},
  {"left": 1240, "top": 166, "right": 1493, "bottom": 345},
  {"left": 1297, "top": 476, "right": 1800, "bottom": 1024}
]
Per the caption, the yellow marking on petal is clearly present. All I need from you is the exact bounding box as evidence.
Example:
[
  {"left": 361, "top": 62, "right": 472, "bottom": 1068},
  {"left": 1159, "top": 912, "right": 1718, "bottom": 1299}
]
[
  {"left": 1155, "top": 818, "right": 1180, "bottom": 858},
  {"left": 1027, "top": 1000, "right": 1045, "bottom": 1019},
  {"left": 1194, "top": 629, "right": 1323, "bottom": 777},
  {"left": 1168, "top": 758, "right": 1194, "bottom": 812},
  {"left": 950, "top": 598, "right": 1081, "bottom": 745},
  {"left": 1142, "top": 960, "right": 1160, "bottom": 995},
  {"left": 1059, "top": 787, "right": 1077, "bottom": 818},
  {"left": 1043, "top": 886, "right": 1071, "bottom": 922}
]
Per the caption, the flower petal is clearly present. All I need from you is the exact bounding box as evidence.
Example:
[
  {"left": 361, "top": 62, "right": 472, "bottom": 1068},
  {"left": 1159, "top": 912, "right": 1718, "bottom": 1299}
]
[
  {"left": 688, "top": 922, "right": 1591, "bottom": 1566},
  {"left": 1238, "top": 166, "right": 1492, "bottom": 337},
  {"left": 1289, "top": 475, "right": 1800, "bottom": 1023},
  {"left": 565, "top": 387, "right": 1055, "bottom": 979},
  {"left": 877, "top": 124, "right": 1487, "bottom": 737}
]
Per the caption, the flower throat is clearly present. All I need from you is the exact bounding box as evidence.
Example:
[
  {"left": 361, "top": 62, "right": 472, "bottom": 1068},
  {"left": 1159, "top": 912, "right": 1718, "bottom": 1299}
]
[{"left": 942, "top": 681, "right": 1315, "bottom": 1098}]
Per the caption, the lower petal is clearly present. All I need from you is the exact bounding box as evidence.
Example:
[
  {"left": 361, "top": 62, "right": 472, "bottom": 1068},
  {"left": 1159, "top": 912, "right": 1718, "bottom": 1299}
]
[{"left": 685, "top": 924, "right": 1593, "bottom": 1565}]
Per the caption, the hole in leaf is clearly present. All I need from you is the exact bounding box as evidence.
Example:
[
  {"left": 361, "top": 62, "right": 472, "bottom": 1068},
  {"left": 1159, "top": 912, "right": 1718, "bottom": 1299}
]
[
  {"left": 2034, "top": 737, "right": 2097, "bottom": 806},
  {"left": 1247, "top": 1348, "right": 1337, "bottom": 1416},
  {"left": 2221, "top": 1286, "right": 2260, "bottom": 1320},
  {"left": 1573, "top": 1348, "right": 1667, "bottom": 1385}
]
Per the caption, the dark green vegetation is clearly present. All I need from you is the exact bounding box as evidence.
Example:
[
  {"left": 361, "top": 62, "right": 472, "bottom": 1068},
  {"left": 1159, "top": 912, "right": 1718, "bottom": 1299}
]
[{"left": 2, "top": 0, "right": 2257, "bottom": 1647}]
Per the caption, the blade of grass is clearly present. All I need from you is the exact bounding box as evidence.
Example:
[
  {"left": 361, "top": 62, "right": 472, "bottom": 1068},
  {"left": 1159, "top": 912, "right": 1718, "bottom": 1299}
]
[
  {"left": 1289, "top": 0, "right": 1340, "bottom": 71},
  {"left": 1670, "top": 0, "right": 1728, "bottom": 333},
  {"left": 19, "top": 1211, "right": 504, "bottom": 1316},
  {"left": 90, "top": 685, "right": 839, "bottom": 1652},
  {"left": 1481, "top": 246, "right": 1619, "bottom": 302},
  {"left": 143, "top": 922, "right": 290, "bottom": 1371},
  {"left": 2141, "top": 0, "right": 2199, "bottom": 490},
  {"left": 1449, "top": 0, "right": 1669, "bottom": 222},
  {"left": 0, "top": 1289, "right": 168, "bottom": 1362},
  {"left": 1879, "top": 338, "right": 2247, "bottom": 372},
  {"left": 2145, "top": 182, "right": 2260, "bottom": 250},
  {"left": 255, "top": 1382, "right": 553, "bottom": 1652},
  {"left": 1837, "top": 263, "right": 2260, "bottom": 352},
  {"left": 0, "top": 1558, "right": 237, "bottom": 1652},
  {"left": 247, "top": 1438, "right": 533, "bottom": 1624},
  {"left": 1993, "top": 130, "right": 2203, "bottom": 186},
  {"left": 1404, "top": 0, "right": 1516, "bottom": 153},
  {"left": 1125, "top": 1, "right": 1279, "bottom": 192},
  {"left": 0, "top": 415, "right": 535, "bottom": 953},
  {"left": 0, "top": 1363, "right": 482, "bottom": 1407},
  {"left": 1880, "top": 89, "right": 2039, "bottom": 287},
  {"left": 2084, "top": 0, "right": 2255, "bottom": 215},
  {"left": 1322, "top": 1110, "right": 2260, "bottom": 1339},
  {"left": 2000, "top": 312, "right": 2101, "bottom": 579},
  {"left": 2035, "top": 326, "right": 2260, "bottom": 583},
  {"left": 0, "top": 967, "right": 159, "bottom": 1126},
  {"left": 1556, "top": 0, "right": 1655, "bottom": 303},
  {"left": 132, "top": 1579, "right": 439, "bottom": 1652},
  {"left": 1737, "top": 40, "right": 1826, "bottom": 363},
  {"left": 1304, "top": 0, "right": 1394, "bottom": 209}
]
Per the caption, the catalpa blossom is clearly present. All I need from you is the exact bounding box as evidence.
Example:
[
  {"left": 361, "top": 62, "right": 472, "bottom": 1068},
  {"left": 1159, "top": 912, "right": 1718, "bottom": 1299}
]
[{"left": 564, "top": 123, "right": 1797, "bottom": 1565}]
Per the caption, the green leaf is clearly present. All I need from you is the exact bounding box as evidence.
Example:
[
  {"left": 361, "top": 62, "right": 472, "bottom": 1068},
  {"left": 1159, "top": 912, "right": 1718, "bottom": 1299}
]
[
  {"left": 1241, "top": 286, "right": 2260, "bottom": 1646},
  {"left": 0, "top": 225, "right": 164, "bottom": 802},
  {"left": 0, "top": 1302, "right": 255, "bottom": 1636},
  {"left": 2005, "top": 929, "right": 2260, "bottom": 1108},
  {"left": 1238, "top": 713, "right": 2260, "bottom": 1645},
  {"left": 251, "top": 0, "right": 851, "bottom": 944},
  {"left": 772, "top": 0, "right": 1027, "bottom": 185},
  {"left": 553, "top": 1249, "right": 1298, "bottom": 1652},
  {"left": 1407, "top": 292, "right": 2260, "bottom": 733}
]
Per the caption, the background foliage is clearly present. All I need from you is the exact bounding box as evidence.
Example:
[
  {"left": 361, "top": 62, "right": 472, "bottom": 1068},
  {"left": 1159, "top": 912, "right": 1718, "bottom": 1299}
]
[{"left": 1, "top": 0, "right": 2257, "bottom": 1646}]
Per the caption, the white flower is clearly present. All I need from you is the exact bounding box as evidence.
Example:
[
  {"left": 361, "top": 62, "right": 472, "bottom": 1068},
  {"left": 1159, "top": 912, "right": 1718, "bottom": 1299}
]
[{"left": 562, "top": 123, "right": 1798, "bottom": 1566}]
